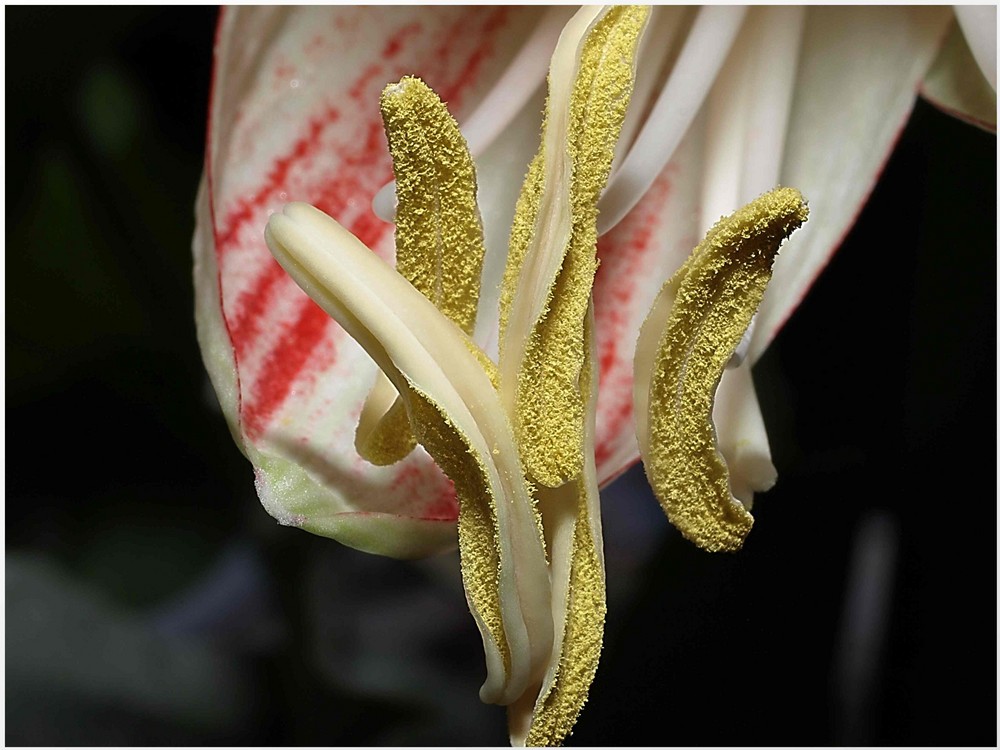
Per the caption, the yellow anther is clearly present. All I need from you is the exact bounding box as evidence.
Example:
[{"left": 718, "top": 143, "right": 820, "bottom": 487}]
[
  {"left": 406, "top": 389, "right": 512, "bottom": 683},
  {"left": 356, "top": 76, "right": 486, "bottom": 465},
  {"left": 499, "top": 5, "right": 650, "bottom": 488},
  {"left": 636, "top": 187, "right": 808, "bottom": 552},
  {"left": 381, "top": 76, "right": 485, "bottom": 332},
  {"left": 525, "top": 494, "right": 604, "bottom": 747},
  {"left": 518, "top": 323, "right": 606, "bottom": 748},
  {"left": 497, "top": 8, "right": 647, "bottom": 743}
]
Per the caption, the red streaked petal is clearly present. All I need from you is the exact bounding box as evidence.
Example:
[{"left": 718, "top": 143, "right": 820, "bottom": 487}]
[{"left": 195, "top": 7, "right": 546, "bottom": 553}]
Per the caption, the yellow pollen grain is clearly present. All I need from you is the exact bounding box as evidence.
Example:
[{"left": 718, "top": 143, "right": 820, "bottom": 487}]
[
  {"left": 526, "top": 505, "right": 604, "bottom": 746},
  {"left": 642, "top": 187, "right": 808, "bottom": 552},
  {"left": 356, "top": 76, "right": 486, "bottom": 465},
  {"left": 381, "top": 76, "right": 485, "bottom": 332},
  {"left": 405, "top": 382, "right": 511, "bottom": 681},
  {"left": 524, "top": 328, "right": 605, "bottom": 747},
  {"left": 500, "top": 6, "right": 649, "bottom": 488}
]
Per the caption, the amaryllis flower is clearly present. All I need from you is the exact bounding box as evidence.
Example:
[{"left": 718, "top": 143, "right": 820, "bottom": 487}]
[{"left": 193, "top": 4, "right": 995, "bottom": 745}]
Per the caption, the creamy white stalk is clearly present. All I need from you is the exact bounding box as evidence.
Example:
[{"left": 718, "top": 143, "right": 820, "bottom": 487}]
[
  {"left": 699, "top": 6, "right": 805, "bottom": 508},
  {"left": 598, "top": 5, "right": 747, "bottom": 235},
  {"left": 699, "top": 7, "right": 805, "bottom": 235}
]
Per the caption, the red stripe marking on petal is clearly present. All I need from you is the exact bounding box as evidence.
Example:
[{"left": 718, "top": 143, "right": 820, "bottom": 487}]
[
  {"left": 593, "top": 171, "right": 673, "bottom": 467},
  {"left": 230, "top": 11, "right": 517, "bottom": 444},
  {"left": 434, "top": 8, "right": 509, "bottom": 106},
  {"left": 229, "top": 260, "right": 286, "bottom": 359},
  {"left": 238, "top": 212, "right": 393, "bottom": 443},
  {"left": 382, "top": 22, "right": 422, "bottom": 59},
  {"left": 242, "top": 298, "right": 334, "bottom": 442},
  {"left": 234, "top": 127, "right": 395, "bottom": 440},
  {"left": 349, "top": 63, "right": 388, "bottom": 103},
  {"left": 423, "top": 485, "right": 459, "bottom": 520},
  {"left": 391, "top": 463, "right": 459, "bottom": 520},
  {"left": 312, "top": 122, "right": 394, "bottom": 247},
  {"left": 216, "top": 106, "right": 340, "bottom": 256}
]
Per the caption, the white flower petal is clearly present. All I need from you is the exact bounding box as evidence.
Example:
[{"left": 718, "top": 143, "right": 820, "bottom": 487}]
[
  {"left": 750, "top": 6, "right": 953, "bottom": 362},
  {"left": 954, "top": 5, "right": 997, "bottom": 91},
  {"left": 922, "top": 16, "right": 998, "bottom": 132}
]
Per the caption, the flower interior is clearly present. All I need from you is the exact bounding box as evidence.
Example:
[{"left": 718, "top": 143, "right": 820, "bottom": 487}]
[{"left": 264, "top": 6, "right": 807, "bottom": 746}]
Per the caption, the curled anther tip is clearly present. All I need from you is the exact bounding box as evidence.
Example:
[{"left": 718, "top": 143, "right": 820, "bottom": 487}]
[{"left": 636, "top": 185, "right": 809, "bottom": 553}]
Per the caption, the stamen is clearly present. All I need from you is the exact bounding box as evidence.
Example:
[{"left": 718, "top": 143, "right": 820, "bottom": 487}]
[
  {"left": 498, "top": 7, "right": 645, "bottom": 744},
  {"left": 597, "top": 6, "right": 747, "bottom": 236},
  {"left": 356, "top": 76, "right": 486, "bottom": 465},
  {"left": 702, "top": 6, "right": 805, "bottom": 510},
  {"left": 499, "top": 6, "right": 648, "bottom": 488},
  {"left": 381, "top": 76, "right": 484, "bottom": 333},
  {"left": 699, "top": 21, "right": 753, "bottom": 240},
  {"left": 712, "top": 361, "right": 776, "bottom": 509},
  {"left": 517, "top": 320, "right": 605, "bottom": 748},
  {"left": 634, "top": 188, "right": 808, "bottom": 552},
  {"left": 709, "top": 10, "right": 801, "bottom": 498},
  {"left": 266, "top": 203, "right": 552, "bottom": 706},
  {"left": 372, "top": 7, "right": 569, "bottom": 223}
]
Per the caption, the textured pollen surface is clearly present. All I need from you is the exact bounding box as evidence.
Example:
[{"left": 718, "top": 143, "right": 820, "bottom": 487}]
[
  {"left": 524, "top": 331, "right": 606, "bottom": 748},
  {"left": 356, "top": 76, "right": 487, "bottom": 465},
  {"left": 380, "top": 76, "right": 485, "bottom": 332},
  {"left": 643, "top": 187, "right": 808, "bottom": 552},
  {"left": 527, "top": 500, "right": 604, "bottom": 746},
  {"left": 500, "top": 6, "right": 649, "bottom": 488},
  {"left": 405, "top": 383, "right": 511, "bottom": 684}
]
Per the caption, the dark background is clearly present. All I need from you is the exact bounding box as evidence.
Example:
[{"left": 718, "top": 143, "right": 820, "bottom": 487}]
[{"left": 6, "top": 7, "right": 996, "bottom": 746}]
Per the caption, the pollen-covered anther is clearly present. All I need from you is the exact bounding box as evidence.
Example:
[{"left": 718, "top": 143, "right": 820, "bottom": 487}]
[
  {"left": 355, "top": 75, "right": 487, "bottom": 466},
  {"left": 634, "top": 187, "right": 808, "bottom": 553},
  {"left": 500, "top": 6, "right": 649, "bottom": 748},
  {"left": 499, "top": 5, "right": 649, "bottom": 490}
]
